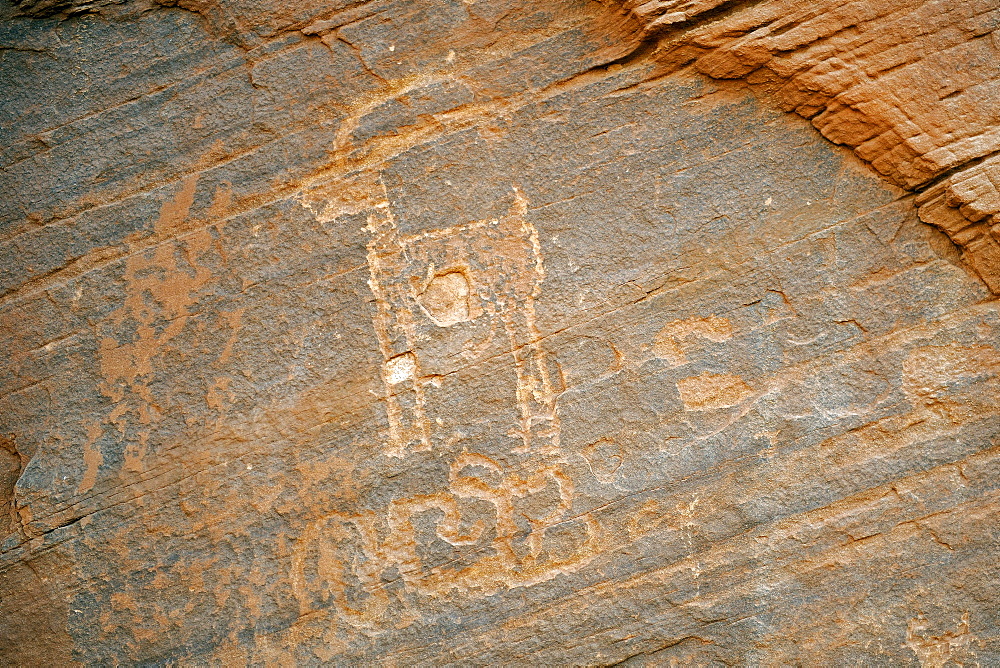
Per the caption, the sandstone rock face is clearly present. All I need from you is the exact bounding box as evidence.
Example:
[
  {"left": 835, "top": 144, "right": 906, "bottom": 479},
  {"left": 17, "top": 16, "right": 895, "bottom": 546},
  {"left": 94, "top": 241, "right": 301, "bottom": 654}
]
[
  {"left": 1, "top": 0, "right": 998, "bottom": 664},
  {"left": 622, "top": 0, "right": 1000, "bottom": 291}
]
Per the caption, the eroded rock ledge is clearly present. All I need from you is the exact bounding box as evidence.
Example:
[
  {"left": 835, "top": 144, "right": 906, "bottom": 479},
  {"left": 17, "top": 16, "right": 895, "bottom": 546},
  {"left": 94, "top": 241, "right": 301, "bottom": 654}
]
[{"left": 619, "top": 0, "right": 1000, "bottom": 291}]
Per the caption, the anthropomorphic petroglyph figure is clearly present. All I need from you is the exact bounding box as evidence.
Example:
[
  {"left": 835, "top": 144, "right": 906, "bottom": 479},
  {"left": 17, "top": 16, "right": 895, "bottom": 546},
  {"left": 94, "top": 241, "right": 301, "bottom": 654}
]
[
  {"left": 366, "top": 185, "right": 560, "bottom": 457},
  {"left": 291, "top": 177, "right": 597, "bottom": 632}
]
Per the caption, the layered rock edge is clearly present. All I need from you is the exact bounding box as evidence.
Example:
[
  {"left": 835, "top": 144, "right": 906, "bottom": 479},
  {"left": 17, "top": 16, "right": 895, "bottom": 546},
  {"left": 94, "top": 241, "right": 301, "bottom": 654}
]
[{"left": 619, "top": 0, "right": 1000, "bottom": 292}]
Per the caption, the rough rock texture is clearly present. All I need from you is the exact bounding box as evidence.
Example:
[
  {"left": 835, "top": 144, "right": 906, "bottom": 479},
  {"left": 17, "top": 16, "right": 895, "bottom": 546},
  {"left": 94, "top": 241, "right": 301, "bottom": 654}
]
[
  {"left": 1, "top": 0, "right": 999, "bottom": 664},
  {"left": 915, "top": 158, "right": 1000, "bottom": 293},
  {"left": 621, "top": 0, "right": 1000, "bottom": 290}
]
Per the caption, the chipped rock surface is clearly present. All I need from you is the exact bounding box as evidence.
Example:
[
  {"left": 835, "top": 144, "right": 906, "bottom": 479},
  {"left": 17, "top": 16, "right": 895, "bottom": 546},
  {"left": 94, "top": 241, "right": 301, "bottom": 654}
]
[
  {"left": 622, "top": 0, "right": 1000, "bottom": 290},
  {"left": 1, "top": 0, "right": 999, "bottom": 664}
]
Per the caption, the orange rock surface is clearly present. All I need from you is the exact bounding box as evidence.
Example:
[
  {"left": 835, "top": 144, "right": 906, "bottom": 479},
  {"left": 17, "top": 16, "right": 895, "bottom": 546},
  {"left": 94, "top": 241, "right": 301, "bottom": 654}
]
[{"left": 1, "top": 0, "right": 998, "bottom": 663}]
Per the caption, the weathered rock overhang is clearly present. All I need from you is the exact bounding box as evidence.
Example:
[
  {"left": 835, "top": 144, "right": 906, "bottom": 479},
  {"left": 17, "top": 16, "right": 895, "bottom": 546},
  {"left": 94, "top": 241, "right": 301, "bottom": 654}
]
[{"left": 615, "top": 0, "right": 1000, "bottom": 292}]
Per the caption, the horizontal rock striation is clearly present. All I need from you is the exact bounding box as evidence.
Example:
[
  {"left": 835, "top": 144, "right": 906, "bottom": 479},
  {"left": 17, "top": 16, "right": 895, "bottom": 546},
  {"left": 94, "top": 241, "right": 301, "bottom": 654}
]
[{"left": 1, "top": 0, "right": 998, "bottom": 664}]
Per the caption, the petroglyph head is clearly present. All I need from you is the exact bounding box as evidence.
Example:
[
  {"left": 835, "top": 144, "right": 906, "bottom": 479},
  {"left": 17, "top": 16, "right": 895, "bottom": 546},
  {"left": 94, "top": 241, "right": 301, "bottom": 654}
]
[{"left": 418, "top": 271, "right": 473, "bottom": 327}]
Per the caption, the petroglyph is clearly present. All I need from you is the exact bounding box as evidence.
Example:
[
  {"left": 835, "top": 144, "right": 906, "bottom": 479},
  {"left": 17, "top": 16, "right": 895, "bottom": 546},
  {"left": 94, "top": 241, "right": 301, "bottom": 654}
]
[
  {"left": 902, "top": 344, "right": 1000, "bottom": 421},
  {"left": 654, "top": 315, "right": 733, "bottom": 367},
  {"left": 289, "top": 175, "right": 597, "bottom": 634},
  {"left": 8, "top": 0, "right": 1000, "bottom": 658},
  {"left": 418, "top": 271, "right": 472, "bottom": 327},
  {"left": 93, "top": 176, "right": 217, "bottom": 487},
  {"left": 290, "top": 452, "right": 598, "bottom": 625},
  {"left": 905, "top": 612, "right": 980, "bottom": 668},
  {"left": 363, "top": 182, "right": 559, "bottom": 457},
  {"left": 581, "top": 437, "right": 623, "bottom": 484}
]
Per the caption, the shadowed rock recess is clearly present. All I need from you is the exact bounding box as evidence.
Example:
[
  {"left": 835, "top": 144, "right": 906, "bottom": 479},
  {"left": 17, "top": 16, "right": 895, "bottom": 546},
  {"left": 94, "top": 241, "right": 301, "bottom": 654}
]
[{"left": 1, "top": 0, "right": 999, "bottom": 663}]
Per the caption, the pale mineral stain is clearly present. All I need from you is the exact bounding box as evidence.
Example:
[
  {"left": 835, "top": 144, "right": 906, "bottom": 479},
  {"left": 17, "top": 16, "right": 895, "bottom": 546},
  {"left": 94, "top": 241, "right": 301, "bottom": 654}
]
[
  {"left": 385, "top": 352, "right": 417, "bottom": 384},
  {"left": 76, "top": 421, "right": 105, "bottom": 494},
  {"left": 155, "top": 174, "right": 198, "bottom": 238},
  {"left": 676, "top": 371, "right": 753, "bottom": 410}
]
